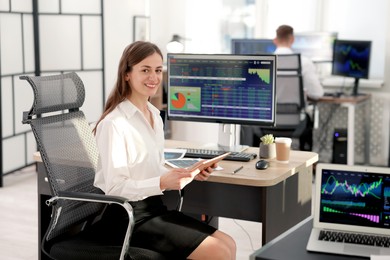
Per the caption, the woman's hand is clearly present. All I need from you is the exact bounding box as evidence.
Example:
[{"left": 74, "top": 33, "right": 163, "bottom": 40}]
[
  {"left": 160, "top": 163, "right": 217, "bottom": 190},
  {"left": 194, "top": 163, "right": 216, "bottom": 181},
  {"left": 160, "top": 168, "right": 195, "bottom": 191}
]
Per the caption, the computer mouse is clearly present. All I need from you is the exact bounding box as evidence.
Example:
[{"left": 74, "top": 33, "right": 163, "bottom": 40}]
[{"left": 255, "top": 159, "right": 269, "bottom": 170}]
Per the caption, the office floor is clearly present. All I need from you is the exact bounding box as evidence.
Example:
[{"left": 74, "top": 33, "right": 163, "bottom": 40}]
[{"left": 0, "top": 166, "right": 263, "bottom": 260}]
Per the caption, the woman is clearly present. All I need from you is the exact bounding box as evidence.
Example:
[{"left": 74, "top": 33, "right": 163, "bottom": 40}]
[{"left": 92, "top": 41, "right": 236, "bottom": 259}]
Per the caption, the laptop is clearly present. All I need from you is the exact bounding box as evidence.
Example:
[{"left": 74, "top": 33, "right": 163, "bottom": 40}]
[{"left": 307, "top": 163, "right": 390, "bottom": 258}]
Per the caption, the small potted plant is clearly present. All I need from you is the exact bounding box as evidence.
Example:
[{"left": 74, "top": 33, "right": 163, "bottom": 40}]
[{"left": 259, "top": 134, "right": 276, "bottom": 159}]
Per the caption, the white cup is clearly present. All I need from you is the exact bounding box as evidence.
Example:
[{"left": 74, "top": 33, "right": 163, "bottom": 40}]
[{"left": 275, "top": 137, "right": 292, "bottom": 163}]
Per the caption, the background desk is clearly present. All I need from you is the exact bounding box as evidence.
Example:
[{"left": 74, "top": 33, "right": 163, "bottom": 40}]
[
  {"left": 250, "top": 217, "right": 366, "bottom": 260},
  {"left": 311, "top": 94, "right": 371, "bottom": 165},
  {"left": 35, "top": 140, "right": 318, "bottom": 259}
]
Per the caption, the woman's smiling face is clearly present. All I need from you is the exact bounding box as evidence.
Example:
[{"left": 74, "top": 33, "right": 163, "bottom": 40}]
[{"left": 126, "top": 52, "right": 163, "bottom": 99}]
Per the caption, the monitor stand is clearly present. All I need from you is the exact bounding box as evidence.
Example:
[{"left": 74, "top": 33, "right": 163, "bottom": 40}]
[
  {"left": 352, "top": 78, "right": 360, "bottom": 96},
  {"left": 201, "top": 124, "right": 249, "bottom": 152},
  {"left": 352, "top": 77, "right": 366, "bottom": 96}
]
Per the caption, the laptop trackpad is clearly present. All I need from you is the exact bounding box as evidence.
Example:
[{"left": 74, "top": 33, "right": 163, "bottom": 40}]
[{"left": 344, "top": 244, "right": 380, "bottom": 256}]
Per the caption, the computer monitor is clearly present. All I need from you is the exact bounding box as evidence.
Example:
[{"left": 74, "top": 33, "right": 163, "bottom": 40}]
[
  {"left": 231, "top": 39, "right": 276, "bottom": 54},
  {"left": 167, "top": 53, "right": 277, "bottom": 150},
  {"left": 292, "top": 32, "right": 338, "bottom": 62},
  {"left": 331, "top": 39, "right": 372, "bottom": 96}
]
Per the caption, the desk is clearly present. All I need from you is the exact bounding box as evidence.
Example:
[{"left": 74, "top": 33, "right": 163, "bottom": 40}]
[
  {"left": 34, "top": 140, "right": 318, "bottom": 259},
  {"left": 311, "top": 94, "right": 371, "bottom": 165},
  {"left": 250, "top": 217, "right": 366, "bottom": 260}
]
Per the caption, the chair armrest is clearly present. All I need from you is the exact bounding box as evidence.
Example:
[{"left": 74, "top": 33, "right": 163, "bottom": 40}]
[
  {"left": 56, "top": 190, "right": 129, "bottom": 205},
  {"left": 47, "top": 191, "right": 133, "bottom": 260},
  {"left": 177, "top": 189, "right": 184, "bottom": 211}
]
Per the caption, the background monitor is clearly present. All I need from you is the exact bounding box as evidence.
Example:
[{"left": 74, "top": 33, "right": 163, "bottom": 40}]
[
  {"left": 292, "top": 32, "right": 338, "bottom": 62},
  {"left": 231, "top": 38, "right": 276, "bottom": 54},
  {"left": 331, "top": 39, "right": 372, "bottom": 95},
  {"left": 167, "top": 53, "right": 277, "bottom": 127}
]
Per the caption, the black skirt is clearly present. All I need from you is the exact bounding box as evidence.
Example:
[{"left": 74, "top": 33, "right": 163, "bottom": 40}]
[{"left": 102, "top": 195, "right": 217, "bottom": 259}]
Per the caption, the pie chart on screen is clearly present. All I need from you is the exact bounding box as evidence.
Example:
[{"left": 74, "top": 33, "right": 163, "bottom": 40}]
[{"left": 171, "top": 92, "right": 186, "bottom": 109}]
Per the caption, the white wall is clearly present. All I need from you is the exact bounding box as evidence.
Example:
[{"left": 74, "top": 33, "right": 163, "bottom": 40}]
[
  {"left": 147, "top": 0, "right": 390, "bottom": 165},
  {"left": 324, "top": 0, "right": 387, "bottom": 80},
  {"left": 148, "top": 0, "right": 223, "bottom": 143},
  {"left": 3, "top": 0, "right": 387, "bottom": 168},
  {"left": 148, "top": 0, "right": 390, "bottom": 91},
  {"left": 384, "top": 1, "right": 390, "bottom": 94},
  {"left": 103, "top": 0, "right": 147, "bottom": 99},
  {"left": 149, "top": 0, "right": 186, "bottom": 61},
  {"left": 0, "top": 0, "right": 155, "bottom": 175}
]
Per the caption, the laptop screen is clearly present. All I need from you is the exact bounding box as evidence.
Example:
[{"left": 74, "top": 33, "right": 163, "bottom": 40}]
[{"left": 315, "top": 164, "right": 390, "bottom": 234}]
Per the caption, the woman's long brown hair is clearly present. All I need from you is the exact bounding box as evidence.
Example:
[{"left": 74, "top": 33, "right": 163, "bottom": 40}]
[{"left": 92, "top": 41, "right": 163, "bottom": 135}]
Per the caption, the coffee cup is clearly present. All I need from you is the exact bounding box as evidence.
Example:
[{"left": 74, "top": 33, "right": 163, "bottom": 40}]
[{"left": 275, "top": 137, "right": 292, "bottom": 163}]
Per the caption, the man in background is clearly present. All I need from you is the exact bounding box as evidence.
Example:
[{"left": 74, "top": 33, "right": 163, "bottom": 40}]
[
  {"left": 273, "top": 24, "right": 324, "bottom": 100},
  {"left": 273, "top": 25, "right": 324, "bottom": 150}
]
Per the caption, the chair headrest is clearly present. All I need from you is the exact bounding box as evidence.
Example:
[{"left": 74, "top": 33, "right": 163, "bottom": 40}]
[
  {"left": 276, "top": 54, "right": 302, "bottom": 71},
  {"left": 20, "top": 72, "right": 85, "bottom": 116}
]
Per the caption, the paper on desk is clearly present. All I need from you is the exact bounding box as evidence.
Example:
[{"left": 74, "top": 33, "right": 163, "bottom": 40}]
[{"left": 371, "top": 255, "right": 390, "bottom": 260}]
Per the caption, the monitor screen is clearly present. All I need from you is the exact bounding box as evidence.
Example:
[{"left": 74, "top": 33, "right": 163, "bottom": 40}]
[
  {"left": 167, "top": 53, "right": 277, "bottom": 126},
  {"left": 231, "top": 39, "right": 276, "bottom": 54},
  {"left": 332, "top": 39, "right": 371, "bottom": 79},
  {"left": 332, "top": 39, "right": 372, "bottom": 95},
  {"left": 292, "top": 32, "right": 338, "bottom": 62}
]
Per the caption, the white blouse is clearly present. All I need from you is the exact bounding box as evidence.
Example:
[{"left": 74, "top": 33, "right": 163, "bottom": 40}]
[{"left": 94, "top": 99, "right": 168, "bottom": 201}]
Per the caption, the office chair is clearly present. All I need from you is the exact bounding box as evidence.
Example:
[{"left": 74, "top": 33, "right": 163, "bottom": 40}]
[
  {"left": 241, "top": 54, "right": 312, "bottom": 150},
  {"left": 21, "top": 72, "right": 165, "bottom": 260}
]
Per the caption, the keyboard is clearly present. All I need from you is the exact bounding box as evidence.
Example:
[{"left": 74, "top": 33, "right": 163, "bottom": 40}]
[
  {"left": 319, "top": 230, "right": 390, "bottom": 247},
  {"left": 180, "top": 148, "right": 257, "bottom": 162}
]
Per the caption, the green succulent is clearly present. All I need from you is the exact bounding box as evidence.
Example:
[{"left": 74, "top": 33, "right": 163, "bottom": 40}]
[{"left": 260, "top": 134, "right": 274, "bottom": 145}]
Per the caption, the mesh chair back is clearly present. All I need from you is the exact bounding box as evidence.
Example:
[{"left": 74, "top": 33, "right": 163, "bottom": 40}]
[
  {"left": 24, "top": 72, "right": 85, "bottom": 115},
  {"left": 276, "top": 53, "right": 302, "bottom": 72},
  {"left": 275, "top": 54, "right": 305, "bottom": 128},
  {"left": 21, "top": 72, "right": 104, "bottom": 241}
]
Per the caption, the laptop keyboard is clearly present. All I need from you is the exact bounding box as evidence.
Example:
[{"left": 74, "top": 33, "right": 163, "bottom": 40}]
[{"left": 319, "top": 230, "right": 390, "bottom": 247}]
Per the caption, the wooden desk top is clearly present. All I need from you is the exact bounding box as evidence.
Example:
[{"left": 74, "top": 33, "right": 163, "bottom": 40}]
[
  {"left": 165, "top": 140, "right": 318, "bottom": 187},
  {"left": 33, "top": 140, "right": 318, "bottom": 188},
  {"left": 309, "top": 93, "right": 371, "bottom": 105}
]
